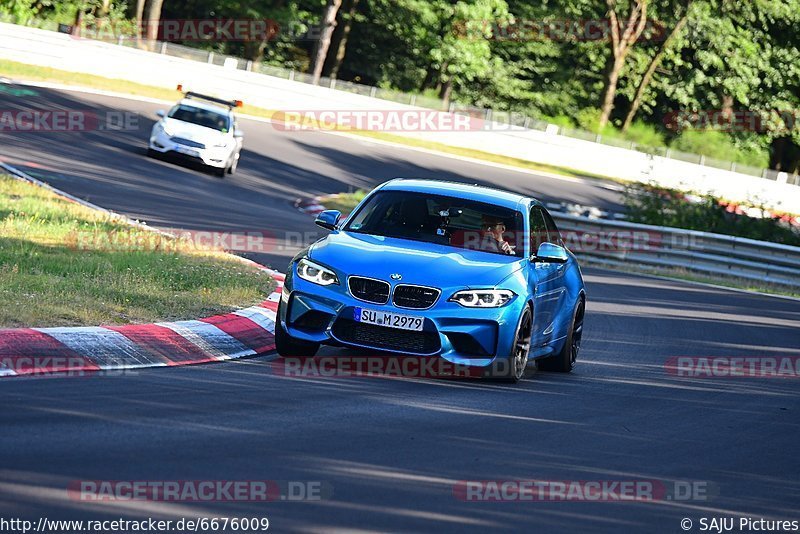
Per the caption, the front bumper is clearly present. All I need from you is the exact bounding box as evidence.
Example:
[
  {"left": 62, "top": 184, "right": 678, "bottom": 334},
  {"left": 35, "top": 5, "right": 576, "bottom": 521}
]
[
  {"left": 280, "top": 273, "right": 525, "bottom": 367},
  {"left": 149, "top": 130, "right": 232, "bottom": 168}
]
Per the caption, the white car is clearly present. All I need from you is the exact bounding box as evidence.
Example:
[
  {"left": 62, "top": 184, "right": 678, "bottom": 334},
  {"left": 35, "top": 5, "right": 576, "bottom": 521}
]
[{"left": 148, "top": 90, "right": 244, "bottom": 177}]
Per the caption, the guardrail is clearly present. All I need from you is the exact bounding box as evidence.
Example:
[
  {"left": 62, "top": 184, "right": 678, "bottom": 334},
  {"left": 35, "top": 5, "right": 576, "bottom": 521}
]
[{"left": 550, "top": 212, "right": 800, "bottom": 288}]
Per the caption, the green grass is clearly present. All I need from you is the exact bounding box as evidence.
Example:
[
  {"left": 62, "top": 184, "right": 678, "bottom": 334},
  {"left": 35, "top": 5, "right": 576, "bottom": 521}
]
[
  {"left": 0, "top": 59, "right": 184, "bottom": 101},
  {"left": 0, "top": 175, "right": 274, "bottom": 327},
  {"left": 317, "top": 190, "right": 367, "bottom": 214}
]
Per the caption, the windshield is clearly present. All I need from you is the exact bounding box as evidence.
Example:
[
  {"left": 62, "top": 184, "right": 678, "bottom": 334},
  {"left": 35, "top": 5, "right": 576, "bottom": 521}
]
[
  {"left": 168, "top": 104, "right": 230, "bottom": 132},
  {"left": 345, "top": 190, "right": 524, "bottom": 257}
]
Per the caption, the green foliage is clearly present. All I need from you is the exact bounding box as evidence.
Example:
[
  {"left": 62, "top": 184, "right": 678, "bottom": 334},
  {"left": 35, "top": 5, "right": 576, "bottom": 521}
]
[
  {"left": 624, "top": 182, "right": 800, "bottom": 245},
  {"left": 672, "top": 130, "right": 769, "bottom": 167}
]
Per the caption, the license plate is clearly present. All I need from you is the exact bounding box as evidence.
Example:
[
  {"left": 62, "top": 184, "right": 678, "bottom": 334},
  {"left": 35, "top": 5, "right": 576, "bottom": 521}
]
[
  {"left": 354, "top": 308, "right": 424, "bottom": 331},
  {"left": 175, "top": 145, "right": 199, "bottom": 157}
]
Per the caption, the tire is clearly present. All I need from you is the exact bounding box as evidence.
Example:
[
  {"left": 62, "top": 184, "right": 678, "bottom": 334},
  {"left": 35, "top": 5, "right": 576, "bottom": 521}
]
[
  {"left": 227, "top": 150, "right": 239, "bottom": 175},
  {"left": 215, "top": 163, "right": 227, "bottom": 178},
  {"left": 274, "top": 303, "right": 320, "bottom": 358},
  {"left": 539, "top": 299, "right": 584, "bottom": 373},
  {"left": 487, "top": 306, "right": 533, "bottom": 383},
  {"left": 146, "top": 148, "right": 158, "bottom": 158}
]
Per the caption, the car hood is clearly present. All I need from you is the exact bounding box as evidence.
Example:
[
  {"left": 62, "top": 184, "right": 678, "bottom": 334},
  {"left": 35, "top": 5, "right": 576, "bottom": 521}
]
[
  {"left": 162, "top": 118, "right": 225, "bottom": 144},
  {"left": 309, "top": 231, "right": 525, "bottom": 289}
]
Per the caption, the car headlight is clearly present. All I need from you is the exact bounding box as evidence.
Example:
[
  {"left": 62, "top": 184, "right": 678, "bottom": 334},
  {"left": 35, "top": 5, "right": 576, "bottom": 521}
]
[
  {"left": 156, "top": 122, "right": 174, "bottom": 136},
  {"left": 449, "top": 289, "right": 515, "bottom": 308},
  {"left": 296, "top": 258, "right": 339, "bottom": 286}
]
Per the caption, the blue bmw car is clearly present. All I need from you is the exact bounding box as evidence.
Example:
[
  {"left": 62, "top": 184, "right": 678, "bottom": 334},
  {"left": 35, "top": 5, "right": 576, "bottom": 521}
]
[{"left": 276, "top": 179, "right": 586, "bottom": 382}]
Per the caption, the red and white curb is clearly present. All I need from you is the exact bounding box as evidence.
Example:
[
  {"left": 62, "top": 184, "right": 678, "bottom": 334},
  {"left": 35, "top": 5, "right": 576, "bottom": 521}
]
[
  {"left": 0, "top": 162, "right": 286, "bottom": 378},
  {"left": 294, "top": 196, "right": 328, "bottom": 217},
  {"left": 0, "top": 272, "right": 283, "bottom": 378}
]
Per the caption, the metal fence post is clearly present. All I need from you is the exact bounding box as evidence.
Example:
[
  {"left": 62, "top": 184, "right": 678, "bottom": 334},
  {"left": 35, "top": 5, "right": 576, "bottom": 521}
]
[
  {"left": 370, "top": 86, "right": 377, "bottom": 98},
  {"left": 207, "top": 51, "right": 214, "bottom": 63},
  {"left": 159, "top": 41, "right": 167, "bottom": 54}
]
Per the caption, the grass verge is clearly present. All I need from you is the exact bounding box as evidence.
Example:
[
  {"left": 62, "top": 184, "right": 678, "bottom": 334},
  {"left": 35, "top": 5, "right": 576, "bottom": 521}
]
[
  {"left": 317, "top": 190, "right": 367, "bottom": 214},
  {"left": 0, "top": 59, "right": 622, "bottom": 185},
  {"left": 0, "top": 175, "right": 274, "bottom": 327}
]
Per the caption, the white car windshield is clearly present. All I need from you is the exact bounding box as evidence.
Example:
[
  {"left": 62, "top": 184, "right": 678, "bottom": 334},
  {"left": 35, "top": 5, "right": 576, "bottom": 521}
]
[{"left": 168, "top": 104, "right": 230, "bottom": 132}]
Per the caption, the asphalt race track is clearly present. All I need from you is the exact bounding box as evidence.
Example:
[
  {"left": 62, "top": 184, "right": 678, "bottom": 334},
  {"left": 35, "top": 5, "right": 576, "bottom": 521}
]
[{"left": 1, "top": 83, "right": 799, "bottom": 533}]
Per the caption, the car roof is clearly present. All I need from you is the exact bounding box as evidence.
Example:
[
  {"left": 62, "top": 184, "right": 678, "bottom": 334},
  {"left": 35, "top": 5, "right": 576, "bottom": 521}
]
[
  {"left": 379, "top": 178, "right": 537, "bottom": 210},
  {"left": 175, "top": 98, "right": 233, "bottom": 116}
]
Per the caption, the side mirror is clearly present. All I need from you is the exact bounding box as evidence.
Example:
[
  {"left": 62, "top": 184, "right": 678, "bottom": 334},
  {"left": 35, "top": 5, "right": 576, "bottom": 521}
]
[
  {"left": 233, "top": 129, "right": 244, "bottom": 138},
  {"left": 156, "top": 110, "right": 166, "bottom": 118},
  {"left": 315, "top": 210, "right": 341, "bottom": 231},
  {"left": 534, "top": 242, "right": 568, "bottom": 263}
]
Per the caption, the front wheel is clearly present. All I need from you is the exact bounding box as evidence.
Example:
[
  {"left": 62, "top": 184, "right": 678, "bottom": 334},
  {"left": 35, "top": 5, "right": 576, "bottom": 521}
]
[
  {"left": 227, "top": 150, "right": 240, "bottom": 174},
  {"left": 487, "top": 306, "right": 532, "bottom": 383},
  {"left": 540, "top": 299, "right": 584, "bottom": 373}
]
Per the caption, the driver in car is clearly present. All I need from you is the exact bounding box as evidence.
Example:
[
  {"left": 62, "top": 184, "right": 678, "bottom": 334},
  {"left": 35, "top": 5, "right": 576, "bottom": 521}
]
[{"left": 481, "top": 215, "right": 516, "bottom": 255}]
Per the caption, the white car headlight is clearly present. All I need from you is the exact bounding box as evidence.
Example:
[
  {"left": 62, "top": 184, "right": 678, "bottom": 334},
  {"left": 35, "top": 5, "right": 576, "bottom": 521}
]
[
  {"left": 296, "top": 258, "right": 339, "bottom": 286},
  {"left": 156, "top": 121, "right": 174, "bottom": 137},
  {"left": 449, "top": 289, "right": 515, "bottom": 308}
]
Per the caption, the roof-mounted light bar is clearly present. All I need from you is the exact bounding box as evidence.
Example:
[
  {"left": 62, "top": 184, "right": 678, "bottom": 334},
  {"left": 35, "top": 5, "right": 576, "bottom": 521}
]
[{"left": 176, "top": 85, "right": 243, "bottom": 109}]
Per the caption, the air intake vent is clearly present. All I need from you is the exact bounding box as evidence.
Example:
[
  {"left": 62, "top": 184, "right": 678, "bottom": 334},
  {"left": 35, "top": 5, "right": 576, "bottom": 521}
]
[
  {"left": 170, "top": 137, "right": 206, "bottom": 149},
  {"left": 332, "top": 319, "right": 440, "bottom": 354}
]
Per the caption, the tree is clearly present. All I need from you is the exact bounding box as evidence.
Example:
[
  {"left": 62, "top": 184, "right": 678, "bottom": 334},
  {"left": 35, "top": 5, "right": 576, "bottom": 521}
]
[
  {"left": 622, "top": 1, "right": 691, "bottom": 130},
  {"left": 323, "top": 0, "right": 361, "bottom": 79},
  {"left": 309, "top": 0, "right": 343, "bottom": 85},
  {"left": 144, "top": 0, "right": 165, "bottom": 46},
  {"left": 430, "top": 0, "right": 510, "bottom": 106},
  {"left": 598, "top": 0, "right": 649, "bottom": 128},
  {"left": 134, "top": 0, "right": 145, "bottom": 45}
]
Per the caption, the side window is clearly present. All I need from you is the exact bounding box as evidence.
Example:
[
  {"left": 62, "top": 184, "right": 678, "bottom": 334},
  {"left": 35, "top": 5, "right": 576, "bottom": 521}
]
[
  {"left": 541, "top": 209, "right": 562, "bottom": 245},
  {"left": 530, "top": 207, "right": 548, "bottom": 253}
]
